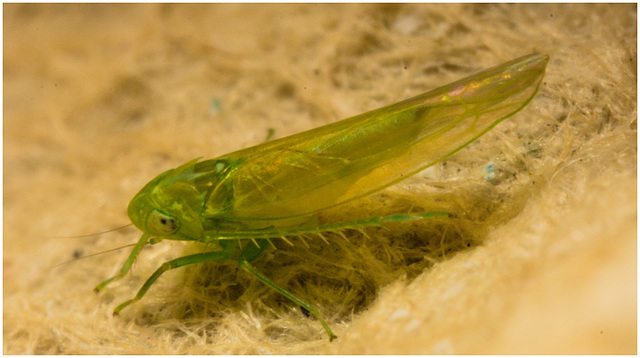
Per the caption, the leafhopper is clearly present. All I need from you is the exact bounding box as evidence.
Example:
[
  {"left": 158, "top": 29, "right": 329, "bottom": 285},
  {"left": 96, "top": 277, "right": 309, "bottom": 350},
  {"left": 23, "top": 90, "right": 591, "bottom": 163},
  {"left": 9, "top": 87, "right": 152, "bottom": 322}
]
[{"left": 95, "top": 53, "right": 549, "bottom": 340}]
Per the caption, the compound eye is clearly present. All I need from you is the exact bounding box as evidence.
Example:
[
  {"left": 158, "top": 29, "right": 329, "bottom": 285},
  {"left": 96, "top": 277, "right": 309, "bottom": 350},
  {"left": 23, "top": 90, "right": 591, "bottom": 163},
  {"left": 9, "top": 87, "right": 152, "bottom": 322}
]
[{"left": 147, "top": 210, "right": 179, "bottom": 236}]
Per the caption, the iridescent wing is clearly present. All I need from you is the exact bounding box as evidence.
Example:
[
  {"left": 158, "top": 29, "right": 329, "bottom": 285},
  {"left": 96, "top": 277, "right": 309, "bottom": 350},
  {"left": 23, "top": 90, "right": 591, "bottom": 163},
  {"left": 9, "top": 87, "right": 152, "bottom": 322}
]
[{"left": 202, "top": 54, "right": 548, "bottom": 226}]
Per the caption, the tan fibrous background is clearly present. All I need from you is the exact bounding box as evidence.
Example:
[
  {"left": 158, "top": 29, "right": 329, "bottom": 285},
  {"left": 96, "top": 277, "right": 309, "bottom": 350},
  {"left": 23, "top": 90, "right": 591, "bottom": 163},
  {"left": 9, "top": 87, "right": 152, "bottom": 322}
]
[{"left": 4, "top": 4, "right": 636, "bottom": 354}]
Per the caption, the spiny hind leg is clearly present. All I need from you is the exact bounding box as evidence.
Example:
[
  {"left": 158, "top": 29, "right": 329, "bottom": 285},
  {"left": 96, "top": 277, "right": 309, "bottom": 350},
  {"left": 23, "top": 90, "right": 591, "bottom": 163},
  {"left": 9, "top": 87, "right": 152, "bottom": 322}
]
[{"left": 311, "top": 210, "right": 452, "bottom": 234}]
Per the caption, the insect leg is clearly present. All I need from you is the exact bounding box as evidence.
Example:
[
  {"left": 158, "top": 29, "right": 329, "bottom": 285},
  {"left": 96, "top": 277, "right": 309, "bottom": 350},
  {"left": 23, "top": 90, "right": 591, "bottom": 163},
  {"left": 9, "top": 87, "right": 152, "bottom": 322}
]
[
  {"left": 237, "top": 240, "right": 337, "bottom": 341},
  {"left": 312, "top": 210, "right": 452, "bottom": 233},
  {"left": 95, "top": 234, "right": 150, "bottom": 292},
  {"left": 113, "top": 240, "right": 238, "bottom": 315},
  {"left": 238, "top": 260, "right": 337, "bottom": 341}
]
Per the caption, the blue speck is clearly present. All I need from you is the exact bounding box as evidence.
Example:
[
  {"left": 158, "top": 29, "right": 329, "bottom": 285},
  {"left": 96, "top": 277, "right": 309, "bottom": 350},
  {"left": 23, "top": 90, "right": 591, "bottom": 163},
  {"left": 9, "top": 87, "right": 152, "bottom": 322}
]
[{"left": 483, "top": 162, "right": 495, "bottom": 180}]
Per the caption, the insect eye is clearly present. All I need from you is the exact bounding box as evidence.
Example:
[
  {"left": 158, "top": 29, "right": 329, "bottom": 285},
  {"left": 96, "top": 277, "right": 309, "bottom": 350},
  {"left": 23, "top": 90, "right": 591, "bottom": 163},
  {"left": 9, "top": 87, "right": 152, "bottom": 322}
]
[{"left": 147, "top": 210, "right": 179, "bottom": 236}]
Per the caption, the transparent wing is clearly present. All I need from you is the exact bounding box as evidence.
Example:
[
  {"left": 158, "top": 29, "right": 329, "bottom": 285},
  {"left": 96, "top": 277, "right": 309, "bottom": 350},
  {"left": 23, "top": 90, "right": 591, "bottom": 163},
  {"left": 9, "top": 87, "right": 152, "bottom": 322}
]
[{"left": 205, "top": 53, "right": 549, "bottom": 224}]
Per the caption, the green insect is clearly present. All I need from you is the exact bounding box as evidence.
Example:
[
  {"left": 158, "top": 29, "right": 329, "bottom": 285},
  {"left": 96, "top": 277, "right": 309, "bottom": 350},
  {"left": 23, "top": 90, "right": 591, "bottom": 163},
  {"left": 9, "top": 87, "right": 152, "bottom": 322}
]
[{"left": 95, "top": 53, "right": 548, "bottom": 341}]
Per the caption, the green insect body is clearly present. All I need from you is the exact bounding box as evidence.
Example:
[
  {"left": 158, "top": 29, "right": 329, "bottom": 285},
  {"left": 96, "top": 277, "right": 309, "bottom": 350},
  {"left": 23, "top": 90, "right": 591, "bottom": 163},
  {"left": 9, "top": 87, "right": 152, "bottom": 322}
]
[{"left": 95, "top": 53, "right": 548, "bottom": 341}]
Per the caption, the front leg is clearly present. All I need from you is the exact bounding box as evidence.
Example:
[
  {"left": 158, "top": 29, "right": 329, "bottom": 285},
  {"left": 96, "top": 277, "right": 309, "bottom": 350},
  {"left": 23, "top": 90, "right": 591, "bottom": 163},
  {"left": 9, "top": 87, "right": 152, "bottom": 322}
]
[
  {"left": 95, "top": 234, "right": 150, "bottom": 292},
  {"left": 113, "top": 240, "right": 238, "bottom": 315}
]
